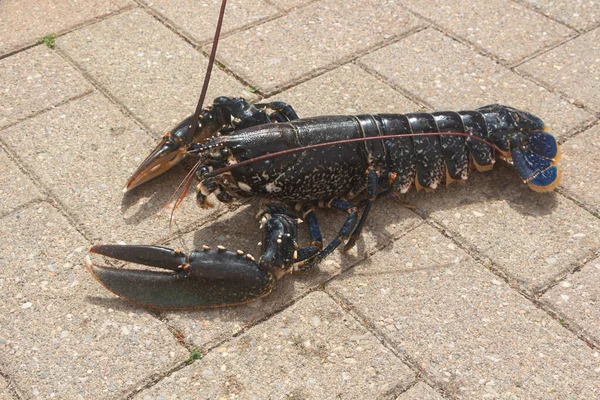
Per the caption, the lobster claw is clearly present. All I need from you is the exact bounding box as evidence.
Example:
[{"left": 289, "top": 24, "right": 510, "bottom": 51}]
[{"left": 86, "top": 244, "right": 275, "bottom": 310}]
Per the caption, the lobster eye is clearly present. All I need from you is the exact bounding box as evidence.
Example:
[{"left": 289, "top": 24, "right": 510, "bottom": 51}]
[
  {"left": 196, "top": 166, "right": 210, "bottom": 179},
  {"left": 221, "top": 148, "right": 231, "bottom": 157}
]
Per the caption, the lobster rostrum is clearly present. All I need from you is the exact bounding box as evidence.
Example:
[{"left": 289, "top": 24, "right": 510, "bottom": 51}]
[
  {"left": 86, "top": 96, "right": 561, "bottom": 310},
  {"left": 85, "top": 0, "right": 560, "bottom": 310}
]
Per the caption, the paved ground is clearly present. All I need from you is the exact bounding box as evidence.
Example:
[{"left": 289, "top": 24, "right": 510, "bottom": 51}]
[{"left": 1, "top": 0, "right": 599, "bottom": 399}]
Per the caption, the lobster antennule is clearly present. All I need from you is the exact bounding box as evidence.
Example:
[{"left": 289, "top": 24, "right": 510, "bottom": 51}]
[
  {"left": 86, "top": 244, "right": 274, "bottom": 310},
  {"left": 510, "top": 131, "right": 561, "bottom": 192}
]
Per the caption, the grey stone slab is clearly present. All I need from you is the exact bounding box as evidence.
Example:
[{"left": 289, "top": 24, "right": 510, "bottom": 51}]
[
  {"left": 519, "top": 28, "right": 600, "bottom": 112},
  {"left": 0, "top": 46, "right": 92, "bottom": 129},
  {"left": 59, "top": 9, "right": 252, "bottom": 135},
  {"left": 403, "top": 162, "right": 600, "bottom": 292},
  {"left": 141, "top": 0, "right": 279, "bottom": 43},
  {"left": 560, "top": 124, "right": 600, "bottom": 215},
  {"left": 398, "top": 0, "right": 575, "bottom": 64},
  {"left": 328, "top": 224, "right": 600, "bottom": 398},
  {"left": 2, "top": 93, "right": 226, "bottom": 244},
  {"left": 263, "top": 63, "right": 421, "bottom": 117},
  {"left": 215, "top": 0, "right": 420, "bottom": 92},
  {"left": 397, "top": 382, "right": 444, "bottom": 400},
  {"left": 139, "top": 292, "right": 415, "bottom": 400},
  {"left": 359, "top": 28, "right": 593, "bottom": 139},
  {"left": 0, "top": 203, "right": 188, "bottom": 399},
  {"left": 518, "top": 0, "right": 600, "bottom": 32},
  {"left": 164, "top": 197, "right": 422, "bottom": 348},
  {"left": 0, "top": 148, "right": 44, "bottom": 216},
  {"left": 542, "top": 256, "right": 600, "bottom": 345},
  {"left": 0, "top": 0, "right": 133, "bottom": 55}
]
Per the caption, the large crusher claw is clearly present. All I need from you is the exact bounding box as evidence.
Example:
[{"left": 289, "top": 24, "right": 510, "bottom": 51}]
[{"left": 85, "top": 210, "right": 302, "bottom": 310}]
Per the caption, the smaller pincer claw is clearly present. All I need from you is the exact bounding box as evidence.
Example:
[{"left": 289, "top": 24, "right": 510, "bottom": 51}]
[{"left": 86, "top": 244, "right": 275, "bottom": 310}]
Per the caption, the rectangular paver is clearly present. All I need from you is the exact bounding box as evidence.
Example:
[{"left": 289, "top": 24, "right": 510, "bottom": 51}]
[
  {"left": 542, "top": 256, "right": 600, "bottom": 346},
  {"left": 139, "top": 292, "right": 415, "bottom": 399},
  {"left": 2, "top": 93, "right": 225, "bottom": 244},
  {"left": 0, "top": 148, "right": 44, "bottom": 217},
  {"left": 141, "top": 0, "right": 279, "bottom": 43},
  {"left": 0, "top": 46, "right": 92, "bottom": 129},
  {"left": 399, "top": 0, "right": 575, "bottom": 64},
  {"left": 405, "top": 163, "right": 600, "bottom": 292},
  {"left": 215, "top": 0, "right": 421, "bottom": 92},
  {"left": 560, "top": 124, "right": 600, "bottom": 215},
  {"left": 518, "top": 28, "right": 600, "bottom": 113},
  {"left": 163, "top": 197, "right": 423, "bottom": 349},
  {"left": 264, "top": 63, "right": 420, "bottom": 117},
  {"left": 59, "top": 8, "right": 252, "bottom": 134},
  {"left": 329, "top": 224, "right": 600, "bottom": 398},
  {"left": 518, "top": 0, "right": 600, "bottom": 32},
  {"left": 0, "top": 0, "right": 133, "bottom": 56},
  {"left": 359, "top": 28, "right": 593, "bottom": 139},
  {"left": 0, "top": 203, "right": 188, "bottom": 399}
]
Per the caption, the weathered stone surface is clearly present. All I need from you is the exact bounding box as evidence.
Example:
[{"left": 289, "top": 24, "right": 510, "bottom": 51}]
[
  {"left": 403, "top": 163, "right": 600, "bottom": 292},
  {"left": 542, "top": 256, "right": 600, "bottom": 345},
  {"left": 215, "top": 0, "right": 420, "bottom": 92},
  {"left": 0, "top": 46, "right": 91, "bottom": 128},
  {"left": 518, "top": 28, "right": 600, "bottom": 113},
  {"left": 0, "top": 203, "right": 187, "bottom": 399},
  {"left": 519, "top": 0, "right": 600, "bottom": 32},
  {"left": 264, "top": 63, "right": 420, "bottom": 117},
  {"left": 141, "top": 0, "right": 278, "bottom": 43},
  {"left": 328, "top": 224, "right": 600, "bottom": 398},
  {"left": 139, "top": 292, "right": 415, "bottom": 399},
  {"left": 0, "top": 376, "right": 16, "bottom": 400},
  {"left": 1, "top": 93, "right": 224, "bottom": 244},
  {"left": 164, "top": 198, "right": 423, "bottom": 348},
  {"left": 0, "top": 148, "right": 44, "bottom": 216},
  {"left": 398, "top": 0, "right": 575, "bottom": 64},
  {"left": 397, "top": 382, "right": 444, "bottom": 400},
  {"left": 359, "top": 28, "right": 594, "bottom": 139},
  {"left": 0, "top": 0, "right": 133, "bottom": 55},
  {"left": 557, "top": 122, "right": 600, "bottom": 215},
  {"left": 59, "top": 9, "right": 251, "bottom": 134}
]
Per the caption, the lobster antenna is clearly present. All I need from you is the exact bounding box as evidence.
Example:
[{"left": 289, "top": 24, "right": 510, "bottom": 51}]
[
  {"left": 167, "top": 0, "right": 227, "bottom": 223},
  {"left": 207, "top": 132, "right": 506, "bottom": 177}
]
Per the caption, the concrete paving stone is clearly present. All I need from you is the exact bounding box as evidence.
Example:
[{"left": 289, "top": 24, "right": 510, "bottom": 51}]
[
  {"left": 403, "top": 162, "right": 600, "bottom": 292},
  {"left": 518, "top": 28, "right": 600, "bottom": 113},
  {"left": 560, "top": 124, "right": 600, "bottom": 215},
  {"left": 140, "top": 291, "right": 415, "bottom": 400},
  {"left": 398, "top": 0, "right": 575, "bottom": 65},
  {"left": 0, "top": 376, "right": 16, "bottom": 400},
  {"left": 263, "top": 63, "right": 421, "bottom": 117},
  {"left": 542, "top": 255, "right": 600, "bottom": 345},
  {"left": 0, "top": 0, "right": 133, "bottom": 56},
  {"left": 0, "top": 203, "right": 188, "bottom": 399},
  {"left": 328, "top": 224, "right": 600, "bottom": 398},
  {"left": 2, "top": 93, "right": 225, "bottom": 244},
  {"left": 0, "top": 148, "right": 44, "bottom": 217},
  {"left": 266, "top": 0, "right": 317, "bottom": 11},
  {"left": 214, "top": 0, "right": 420, "bottom": 93},
  {"left": 397, "top": 382, "right": 444, "bottom": 400},
  {"left": 59, "top": 9, "right": 251, "bottom": 135},
  {"left": 164, "top": 197, "right": 422, "bottom": 348},
  {"left": 141, "top": 0, "right": 279, "bottom": 43},
  {"left": 0, "top": 46, "right": 92, "bottom": 129},
  {"left": 359, "top": 28, "right": 593, "bottom": 140},
  {"left": 518, "top": 0, "right": 600, "bottom": 32}
]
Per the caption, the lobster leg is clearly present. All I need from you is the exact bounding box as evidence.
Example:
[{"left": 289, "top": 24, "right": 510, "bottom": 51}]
[{"left": 344, "top": 168, "right": 379, "bottom": 251}]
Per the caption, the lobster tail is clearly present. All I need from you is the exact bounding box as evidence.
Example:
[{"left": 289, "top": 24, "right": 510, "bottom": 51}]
[{"left": 510, "top": 132, "right": 561, "bottom": 192}]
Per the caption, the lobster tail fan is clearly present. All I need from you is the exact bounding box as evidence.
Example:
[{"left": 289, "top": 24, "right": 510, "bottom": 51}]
[{"left": 511, "top": 132, "right": 561, "bottom": 192}]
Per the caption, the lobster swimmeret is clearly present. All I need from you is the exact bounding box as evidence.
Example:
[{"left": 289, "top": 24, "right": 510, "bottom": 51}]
[{"left": 86, "top": 97, "right": 560, "bottom": 309}]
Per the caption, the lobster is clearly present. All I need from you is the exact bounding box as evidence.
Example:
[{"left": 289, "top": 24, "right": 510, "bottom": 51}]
[{"left": 84, "top": 1, "right": 561, "bottom": 310}]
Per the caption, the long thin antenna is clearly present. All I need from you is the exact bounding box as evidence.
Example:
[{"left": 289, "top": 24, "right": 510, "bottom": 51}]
[{"left": 188, "top": 0, "right": 228, "bottom": 139}]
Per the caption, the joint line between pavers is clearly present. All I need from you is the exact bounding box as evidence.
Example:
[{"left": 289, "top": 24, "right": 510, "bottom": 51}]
[
  {"left": 423, "top": 218, "right": 600, "bottom": 353},
  {"left": 0, "top": 3, "right": 138, "bottom": 61},
  {"left": 508, "top": 0, "right": 592, "bottom": 33},
  {"left": 509, "top": 32, "right": 583, "bottom": 69},
  {"left": 0, "top": 363, "right": 25, "bottom": 400},
  {"left": 0, "top": 90, "right": 95, "bottom": 134},
  {"left": 323, "top": 287, "right": 456, "bottom": 399}
]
